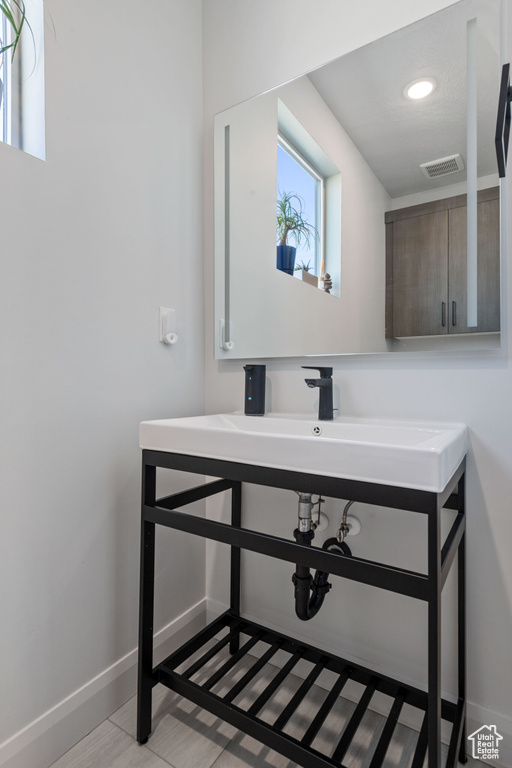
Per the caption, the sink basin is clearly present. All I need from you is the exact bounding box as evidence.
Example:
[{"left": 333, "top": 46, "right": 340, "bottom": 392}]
[{"left": 139, "top": 413, "right": 468, "bottom": 492}]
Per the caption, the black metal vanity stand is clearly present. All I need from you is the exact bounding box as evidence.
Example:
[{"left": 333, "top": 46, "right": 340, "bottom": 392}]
[{"left": 137, "top": 450, "right": 466, "bottom": 768}]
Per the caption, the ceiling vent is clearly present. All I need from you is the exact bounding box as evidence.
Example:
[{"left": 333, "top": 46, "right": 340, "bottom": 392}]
[{"left": 420, "top": 153, "right": 465, "bottom": 179}]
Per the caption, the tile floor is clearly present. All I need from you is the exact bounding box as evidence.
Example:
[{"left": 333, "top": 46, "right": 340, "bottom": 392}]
[{"left": 49, "top": 637, "right": 483, "bottom": 768}]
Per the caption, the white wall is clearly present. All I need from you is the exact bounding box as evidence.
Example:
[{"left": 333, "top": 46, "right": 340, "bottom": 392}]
[
  {"left": 0, "top": 1, "right": 205, "bottom": 765},
  {"left": 203, "top": 0, "right": 512, "bottom": 764}
]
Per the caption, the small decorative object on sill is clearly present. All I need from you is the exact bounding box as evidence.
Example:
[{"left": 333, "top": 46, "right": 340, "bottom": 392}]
[
  {"left": 294, "top": 260, "right": 318, "bottom": 287},
  {"left": 322, "top": 273, "right": 332, "bottom": 293},
  {"left": 300, "top": 270, "right": 318, "bottom": 287}
]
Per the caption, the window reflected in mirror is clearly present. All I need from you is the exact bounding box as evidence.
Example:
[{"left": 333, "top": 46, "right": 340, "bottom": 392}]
[
  {"left": 277, "top": 100, "right": 342, "bottom": 297},
  {"left": 277, "top": 137, "right": 323, "bottom": 282}
]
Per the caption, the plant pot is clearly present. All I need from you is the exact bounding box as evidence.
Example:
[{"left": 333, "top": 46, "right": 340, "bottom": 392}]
[
  {"left": 276, "top": 245, "right": 296, "bottom": 275},
  {"left": 297, "top": 269, "right": 318, "bottom": 288}
]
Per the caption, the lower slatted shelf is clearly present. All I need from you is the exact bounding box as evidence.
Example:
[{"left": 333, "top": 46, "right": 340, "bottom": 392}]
[{"left": 153, "top": 611, "right": 464, "bottom": 768}]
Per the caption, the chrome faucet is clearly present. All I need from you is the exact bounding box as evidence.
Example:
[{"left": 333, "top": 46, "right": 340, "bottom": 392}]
[{"left": 302, "top": 366, "right": 334, "bottom": 421}]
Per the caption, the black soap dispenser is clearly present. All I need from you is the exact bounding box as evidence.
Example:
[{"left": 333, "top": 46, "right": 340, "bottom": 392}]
[{"left": 243, "top": 365, "right": 266, "bottom": 416}]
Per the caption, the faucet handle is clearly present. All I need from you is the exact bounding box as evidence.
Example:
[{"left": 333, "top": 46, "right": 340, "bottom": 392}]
[{"left": 301, "top": 366, "right": 333, "bottom": 378}]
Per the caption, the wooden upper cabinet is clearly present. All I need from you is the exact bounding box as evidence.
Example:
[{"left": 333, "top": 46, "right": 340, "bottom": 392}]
[
  {"left": 385, "top": 188, "right": 500, "bottom": 338},
  {"left": 448, "top": 198, "right": 500, "bottom": 334},
  {"left": 391, "top": 211, "right": 449, "bottom": 337}
]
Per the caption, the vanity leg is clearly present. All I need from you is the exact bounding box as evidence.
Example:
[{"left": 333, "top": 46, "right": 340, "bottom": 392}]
[
  {"left": 137, "top": 463, "right": 156, "bottom": 744},
  {"left": 230, "top": 481, "right": 242, "bottom": 654},
  {"left": 427, "top": 504, "right": 441, "bottom": 768},
  {"left": 458, "top": 473, "right": 467, "bottom": 763},
  {"left": 458, "top": 531, "right": 467, "bottom": 763}
]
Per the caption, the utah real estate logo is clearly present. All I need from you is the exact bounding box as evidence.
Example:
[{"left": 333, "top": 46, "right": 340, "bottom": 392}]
[{"left": 468, "top": 725, "right": 503, "bottom": 760}]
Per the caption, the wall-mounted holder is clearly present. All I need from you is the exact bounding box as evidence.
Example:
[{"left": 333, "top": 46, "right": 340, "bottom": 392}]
[
  {"left": 159, "top": 308, "right": 178, "bottom": 345},
  {"left": 219, "top": 318, "right": 234, "bottom": 351},
  {"left": 495, "top": 63, "right": 511, "bottom": 178}
]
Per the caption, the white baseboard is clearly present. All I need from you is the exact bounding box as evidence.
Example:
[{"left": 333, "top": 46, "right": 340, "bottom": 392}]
[
  {"left": 0, "top": 599, "right": 207, "bottom": 768},
  {"left": 206, "top": 599, "right": 512, "bottom": 767}
]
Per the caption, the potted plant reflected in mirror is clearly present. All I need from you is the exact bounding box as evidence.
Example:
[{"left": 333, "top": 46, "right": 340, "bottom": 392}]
[
  {"left": 0, "top": 0, "right": 33, "bottom": 111},
  {"left": 0, "top": 1, "right": 30, "bottom": 60},
  {"left": 276, "top": 191, "right": 318, "bottom": 275},
  {"left": 294, "top": 260, "right": 318, "bottom": 288}
]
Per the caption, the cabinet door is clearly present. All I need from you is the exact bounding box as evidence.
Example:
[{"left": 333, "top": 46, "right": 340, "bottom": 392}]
[
  {"left": 448, "top": 199, "right": 500, "bottom": 333},
  {"left": 392, "top": 211, "right": 449, "bottom": 337}
]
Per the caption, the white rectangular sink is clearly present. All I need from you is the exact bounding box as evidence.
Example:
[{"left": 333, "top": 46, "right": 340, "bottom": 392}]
[{"left": 139, "top": 412, "right": 468, "bottom": 492}]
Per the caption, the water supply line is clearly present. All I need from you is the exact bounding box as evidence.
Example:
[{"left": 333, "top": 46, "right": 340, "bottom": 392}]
[{"left": 322, "top": 500, "right": 358, "bottom": 555}]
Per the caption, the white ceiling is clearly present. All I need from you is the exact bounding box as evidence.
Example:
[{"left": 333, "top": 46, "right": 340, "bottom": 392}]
[{"left": 308, "top": 0, "right": 500, "bottom": 199}]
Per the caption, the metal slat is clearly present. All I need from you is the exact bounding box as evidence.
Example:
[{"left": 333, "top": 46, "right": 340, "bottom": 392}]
[
  {"left": 301, "top": 666, "right": 353, "bottom": 748},
  {"left": 157, "top": 669, "right": 345, "bottom": 768},
  {"left": 331, "top": 677, "right": 378, "bottom": 763},
  {"left": 441, "top": 512, "right": 465, "bottom": 589},
  {"left": 157, "top": 611, "right": 433, "bottom": 712},
  {"left": 410, "top": 713, "right": 429, "bottom": 768},
  {"left": 143, "top": 449, "right": 440, "bottom": 513},
  {"left": 158, "top": 613, "right": 237, "bottom": 674},
  {"left": 273, "top": 657, "right": 328, "bottom": 731},
  {"left": 223, "top": 639, "right": 283, "bottom": 704},
  {"left": 203, "top": 632, "right": 264, "bottom": 691},
  {"left": 145, "top": 505, "right": 429, "bottom": 600},
  {"left": 155, "top": 478, "right": 234, "bottom": 510},
  {"left": 368, "top": 688, "right": 406, "bottom": 768},
  {"left": 154, "top": 613, "right": 462, "bottom": 768},
  {"left": 247, "top": 650, "right": 304, "bottom": 716},
  {"left": 181, "top": 622, "right": 244, "bottom": 679},
  {"left": 443, "top": 492, "right": 459, "bottom": 510}
]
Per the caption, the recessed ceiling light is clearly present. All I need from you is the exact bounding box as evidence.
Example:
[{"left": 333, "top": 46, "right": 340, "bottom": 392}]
[{"left": 404, "top": 78, "right": 437, "bottom": 100}]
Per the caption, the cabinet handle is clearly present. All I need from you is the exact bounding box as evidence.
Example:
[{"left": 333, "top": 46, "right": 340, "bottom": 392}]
[
  {"left": 452, "top": 301, "right": 457, "bottom": 327},
  {"left": 441, "top": 302, "right": 446, "bottom": 327}
]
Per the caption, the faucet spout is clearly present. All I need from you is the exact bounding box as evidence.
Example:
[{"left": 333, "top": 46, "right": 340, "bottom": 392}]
[{"left": 302, "top": 366, "right": 334, "bottom": 420}]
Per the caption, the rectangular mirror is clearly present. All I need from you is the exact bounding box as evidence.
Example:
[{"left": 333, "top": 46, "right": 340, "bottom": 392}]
[{"left": 214, "top": 0, "right": 502, "bottom": 359}]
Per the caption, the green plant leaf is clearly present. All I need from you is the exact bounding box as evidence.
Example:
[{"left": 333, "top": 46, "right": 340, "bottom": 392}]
[
  {"left": 276, "top": 190, "right": 318, "bottom": 248},
  {"left": 0, "top": 0, "right": 30, "bottom": 60}
]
